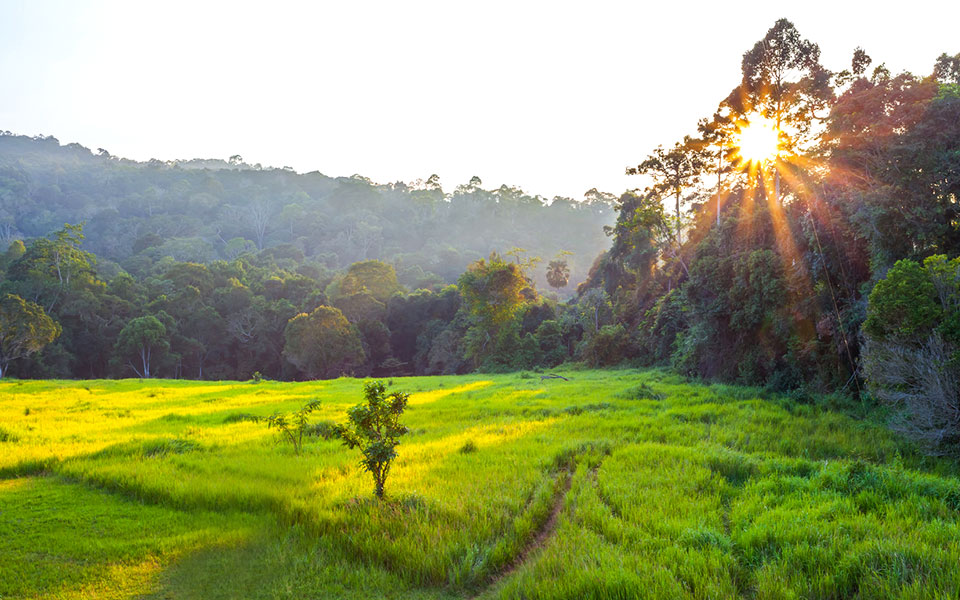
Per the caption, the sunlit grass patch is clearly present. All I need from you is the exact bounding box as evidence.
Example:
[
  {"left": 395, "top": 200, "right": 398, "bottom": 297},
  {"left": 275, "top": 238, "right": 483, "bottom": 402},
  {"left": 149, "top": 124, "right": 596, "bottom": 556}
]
[
  {"left": 3, "top": 370, "right": 960, "bottom": 598},
  {"left": 0, "top": 476, "right": 260, "bottom": 600},
  {"left": 408, "top": 380, "right": 495, "bottom": 405}
]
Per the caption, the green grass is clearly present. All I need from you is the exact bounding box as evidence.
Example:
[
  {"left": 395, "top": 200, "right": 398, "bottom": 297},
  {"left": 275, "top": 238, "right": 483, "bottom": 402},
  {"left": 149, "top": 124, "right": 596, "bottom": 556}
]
[{"left": 1, "top": 369, "right": 959, "bottom": 599}]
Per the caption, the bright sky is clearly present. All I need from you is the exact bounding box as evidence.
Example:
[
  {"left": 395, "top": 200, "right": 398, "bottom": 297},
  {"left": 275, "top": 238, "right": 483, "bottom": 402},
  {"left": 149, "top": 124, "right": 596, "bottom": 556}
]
[{"left": 1, "top": 0, "right": 957, "bottom": 200}]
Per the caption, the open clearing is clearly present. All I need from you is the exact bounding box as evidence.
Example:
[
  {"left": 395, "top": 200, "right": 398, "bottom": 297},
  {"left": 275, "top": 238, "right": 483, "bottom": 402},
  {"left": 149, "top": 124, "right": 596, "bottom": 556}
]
[{"left": 2, "top": 369, "right": 960, "bottom": 599}]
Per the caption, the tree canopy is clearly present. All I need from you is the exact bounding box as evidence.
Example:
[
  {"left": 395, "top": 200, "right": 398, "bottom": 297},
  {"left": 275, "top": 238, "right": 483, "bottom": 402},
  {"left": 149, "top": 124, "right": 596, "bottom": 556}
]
[{"left": 0, "top": 293, "right": 60, "bottom": 378}]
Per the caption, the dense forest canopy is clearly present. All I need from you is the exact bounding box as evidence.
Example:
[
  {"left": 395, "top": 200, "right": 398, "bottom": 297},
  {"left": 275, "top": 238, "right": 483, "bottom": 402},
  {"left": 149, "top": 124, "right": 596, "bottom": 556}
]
[{"left": 0, "top": 133, "right": 615, "bottom": 293}]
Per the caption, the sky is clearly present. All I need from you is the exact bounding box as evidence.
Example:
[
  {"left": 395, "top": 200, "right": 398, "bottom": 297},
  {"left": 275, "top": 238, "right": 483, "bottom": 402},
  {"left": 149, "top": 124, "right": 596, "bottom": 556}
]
[{"left": 1, "top": 0, "right": 958, "bottom": 200}]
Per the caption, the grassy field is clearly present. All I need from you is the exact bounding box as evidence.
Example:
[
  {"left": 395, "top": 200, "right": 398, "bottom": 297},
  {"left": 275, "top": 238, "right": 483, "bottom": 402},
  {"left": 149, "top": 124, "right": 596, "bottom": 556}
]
[{"left": 2, "top": 369, "right": 960, "bottom": 599}]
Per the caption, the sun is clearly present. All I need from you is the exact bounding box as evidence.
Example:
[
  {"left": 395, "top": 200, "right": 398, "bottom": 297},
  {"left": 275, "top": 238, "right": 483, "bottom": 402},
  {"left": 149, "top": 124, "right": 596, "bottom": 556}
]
[{"left": 735, "top": 115, "right": 781, "bottom": 164}]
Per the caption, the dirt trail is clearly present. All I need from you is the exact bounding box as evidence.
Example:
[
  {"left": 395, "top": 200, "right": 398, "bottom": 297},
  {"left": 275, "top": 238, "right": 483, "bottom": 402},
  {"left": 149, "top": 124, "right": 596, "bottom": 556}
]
[{"left": 470, "top": 469, "right": 573, "bottom": 598}]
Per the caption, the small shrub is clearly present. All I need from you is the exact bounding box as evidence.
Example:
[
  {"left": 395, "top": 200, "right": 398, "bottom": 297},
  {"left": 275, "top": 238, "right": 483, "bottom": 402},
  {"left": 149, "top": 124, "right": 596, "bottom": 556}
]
[
  {"left": 563, "top": 403, "right": 613, "bottom": 415},
  {"left": 222, "top": 413, "right": 259, "bottom": 424},
  {"left": 143, "top": 437, "right": 201, "bottom": 457},
  {"left": 332, "top": 381, "right": 409, "bottom": 500},
  {"left": 263, "top": 400, "right": 323, "bottom": 455},
  {"left": 305, "top": 420, "right": 337, "bottom": 440},
  {"left": 617, "top": 383, "right": 664, "bottom": 401}
]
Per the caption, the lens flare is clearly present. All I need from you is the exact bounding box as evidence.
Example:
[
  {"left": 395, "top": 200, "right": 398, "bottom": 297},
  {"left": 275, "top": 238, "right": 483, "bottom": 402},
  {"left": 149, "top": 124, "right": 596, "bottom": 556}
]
[{"left": 735, "top": 116, "right": 780, "bottom": 164}]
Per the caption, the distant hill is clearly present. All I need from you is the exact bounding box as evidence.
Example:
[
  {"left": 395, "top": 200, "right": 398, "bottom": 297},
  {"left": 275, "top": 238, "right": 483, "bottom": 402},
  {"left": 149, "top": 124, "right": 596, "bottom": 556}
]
[{"left": 0, "top": 132, "right": 616, "bottom": 293}]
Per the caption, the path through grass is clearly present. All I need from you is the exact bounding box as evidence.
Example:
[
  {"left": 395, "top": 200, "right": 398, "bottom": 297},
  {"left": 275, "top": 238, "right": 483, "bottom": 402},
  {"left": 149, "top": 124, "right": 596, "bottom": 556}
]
[{"left": 1, "top": 369, "right": 959, "bottom": 599}]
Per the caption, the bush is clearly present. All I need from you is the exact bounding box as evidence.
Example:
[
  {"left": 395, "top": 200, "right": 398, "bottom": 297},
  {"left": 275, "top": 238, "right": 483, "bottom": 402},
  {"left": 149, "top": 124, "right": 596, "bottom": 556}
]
[
  {"left": 262, "top": 400, "right": 323, "bottom": 455},
  {"left": 332, "top": 381, "right": 410, "bottom": 499},
  {"left": 863, "top": 256, "right": 960, "bottom": 455},
  {"left": 580, "top": 324, "right": 629, "bottom": 367}
]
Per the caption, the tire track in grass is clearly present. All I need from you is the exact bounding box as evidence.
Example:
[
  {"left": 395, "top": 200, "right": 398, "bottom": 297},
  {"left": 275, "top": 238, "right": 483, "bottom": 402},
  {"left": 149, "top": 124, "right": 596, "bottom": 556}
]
[
  {"left": 469, "top": 445, "right": 614, "bottom": 598},
  {"left": 469, "top": 467, "right": 574, "bottom": 599}
]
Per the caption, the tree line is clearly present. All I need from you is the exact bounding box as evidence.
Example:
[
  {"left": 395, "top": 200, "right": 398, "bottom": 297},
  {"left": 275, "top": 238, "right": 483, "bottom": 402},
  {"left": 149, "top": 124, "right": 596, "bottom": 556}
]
[
  {"left": 577, "top": 20, "right": 959, "bottom": 452},
  {"left": 1, "top": 19, "right": 958, "bottom": 453},
  {"left": 0, "top": 133, "right": 614, "bottom": 297},
  {"left": 0, "top": 222, "right": 614, "bottom": 380}
]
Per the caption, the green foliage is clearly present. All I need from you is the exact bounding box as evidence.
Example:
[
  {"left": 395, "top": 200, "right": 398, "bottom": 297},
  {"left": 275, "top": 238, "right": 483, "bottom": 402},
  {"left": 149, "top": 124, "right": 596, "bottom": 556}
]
[
  {"left": 283, "top": 306, "right": 365, "bottom": 379},
  {"left": 627, "top": 138, "right": 706, "bottom": 240},
  {"left": 0, "top": 293, "right": 61, "bottom": 378},
  {"left": 457, "top": 253, "right": 528, "bottom": 331},
  {"left": 0, "top": 239, "right": 25, "bottom": 275},
  {"left": 3, "top": 223, "right": 99, "bottom": 313},
  {"left": 534, "top": 319, "right": 567, "bottom": 366},
  {"left": 604, "top": 190, "right": 669, "bottom": 277},
  {"left": 864, "top": 259, "right": 941, "bottom": 340},
  {"left": 333, "top": 290, "right": 387, "bottom": 324},
  {"left": 863, "top": 255, "right": 960, "bottom": 454},
  {"left": 545, "top": 258, "right": 570, "bottom": 290},
  {"left": 262, "top": 399, "right": 323, "bottom": 455},
  {"left": 332, "top": 381, "right": 409, "bottom": 499},
  {"left": 336, "top": 260, "right": 402, "bottom": 302},
  {"left": 113, "top": 315, "right": 169, "bottom": 378},
  {"left": 581, "top": 324, "right": 629, "bottom": 367},
  {"left": 736, "top": 18, "right": 832, "bottom": 143},
  {"left": 0, "top": 130, "right": 616, "bottom": 381}
]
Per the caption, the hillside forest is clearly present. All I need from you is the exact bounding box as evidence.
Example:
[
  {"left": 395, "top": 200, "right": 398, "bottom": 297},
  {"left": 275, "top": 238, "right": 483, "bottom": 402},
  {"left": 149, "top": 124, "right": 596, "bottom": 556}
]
[{"left": 1, "top": 20, "right": 959, "bottom": 453}]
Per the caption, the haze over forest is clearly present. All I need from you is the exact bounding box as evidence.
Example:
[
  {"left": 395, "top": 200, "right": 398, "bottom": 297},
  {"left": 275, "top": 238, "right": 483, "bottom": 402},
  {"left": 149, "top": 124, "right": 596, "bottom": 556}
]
[{"left": 2, "top": 2, "right": 958, "bottom": 198}]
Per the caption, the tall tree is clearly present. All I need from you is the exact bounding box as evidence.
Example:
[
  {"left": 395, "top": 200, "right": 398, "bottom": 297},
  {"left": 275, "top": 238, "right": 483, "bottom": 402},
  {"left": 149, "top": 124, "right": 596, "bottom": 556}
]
[
  {"left": 283, "top": 306, "right": 365, "bottom": 379},
  {"left": 114, "top": 315, "right": 169, "bottom": 378},
  {"left": 458, "top": 253, "right": 530, "bottom": 365},
  {"left": 545, "top": 258, "right": 571, "bottom": 291},
  {"left": 335, "top": 260, "right": 402, "bottom": 302},
  {"left": 4, "top": 223, "right": 98, "bottom": 312},
  {"left": 0, "top": 293, "right": 61, "bottom": 378},
  {"left": 732, "top": 18, "right": 833, "bottom": 147},
  {"left": 627, "top": 137, "right": 706, "bottom": 241},
  {"left": 458, "top": 253, "right": 528, "bottom": 331}
]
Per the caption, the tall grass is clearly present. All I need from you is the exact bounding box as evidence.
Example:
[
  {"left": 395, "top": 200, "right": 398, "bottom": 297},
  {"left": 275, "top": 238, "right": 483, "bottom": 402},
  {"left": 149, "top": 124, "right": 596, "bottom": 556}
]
[{"left": 1, "top": 370, "right": 958, "bottom": 599}]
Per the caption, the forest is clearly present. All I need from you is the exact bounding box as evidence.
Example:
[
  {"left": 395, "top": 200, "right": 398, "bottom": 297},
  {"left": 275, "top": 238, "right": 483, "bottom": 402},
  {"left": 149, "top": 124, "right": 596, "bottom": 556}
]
[
  {"left": 1, "top": 19, "right": 959, "bottom": 452},
  {"left": 5, "top": 14, "right": 960, "bottom": 600}
]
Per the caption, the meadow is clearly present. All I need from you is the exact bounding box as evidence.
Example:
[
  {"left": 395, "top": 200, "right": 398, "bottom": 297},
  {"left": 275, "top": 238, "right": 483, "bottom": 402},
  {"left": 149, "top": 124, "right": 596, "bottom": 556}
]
[{"left": 2, "top": 369, "right": 960, "bottom": 599}]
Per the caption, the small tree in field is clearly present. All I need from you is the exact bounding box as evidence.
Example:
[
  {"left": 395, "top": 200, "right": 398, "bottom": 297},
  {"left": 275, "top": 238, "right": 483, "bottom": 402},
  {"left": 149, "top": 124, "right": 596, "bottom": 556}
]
[
  {"left": 333, "top": 381, "right": 409, "bottom": 499},
  {"left": 263, "top": 399, "right": 322, "bottom": 455}
]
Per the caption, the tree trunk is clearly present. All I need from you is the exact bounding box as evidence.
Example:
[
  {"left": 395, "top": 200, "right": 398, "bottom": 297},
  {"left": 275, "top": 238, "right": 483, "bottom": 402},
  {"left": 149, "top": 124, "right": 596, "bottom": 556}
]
[
  {"left": 717, "top": 150, "right": 722, "bottom": 226},
  {"left": 141, "top": 345, "right": 151, "bottom": 378},
  {"left": 675, "top": 188, "right": 682, "bottom": 243}
]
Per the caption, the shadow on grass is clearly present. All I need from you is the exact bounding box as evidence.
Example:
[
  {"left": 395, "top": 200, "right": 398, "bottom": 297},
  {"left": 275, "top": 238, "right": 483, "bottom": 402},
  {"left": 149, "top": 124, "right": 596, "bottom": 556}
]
[{"left": 145, "top": 524, "right": 465, "bottom": 600}]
